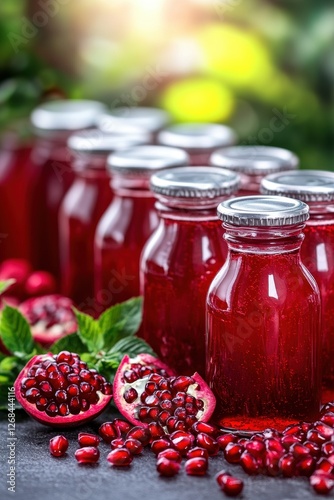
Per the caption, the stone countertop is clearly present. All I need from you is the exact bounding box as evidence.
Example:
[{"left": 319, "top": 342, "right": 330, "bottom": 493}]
[{"left": 0, "top": 408, "right": 320, "bottom": 500}]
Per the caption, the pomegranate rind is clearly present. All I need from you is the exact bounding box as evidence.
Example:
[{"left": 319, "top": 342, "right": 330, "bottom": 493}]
[
  {"left": 14, "top": 354, "right": 112, "bottom": 428},
  {"left": 113, "top": 354, "right": 175, "bottom": 427},
  {"left": 19, "top": 295, "right": 77, "bottom": 347},
  {"left": 113, "top": 354, "right": 216, "bottom": 428}
]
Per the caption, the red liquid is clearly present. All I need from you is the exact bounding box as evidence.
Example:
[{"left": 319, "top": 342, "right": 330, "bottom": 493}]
[
  {"left": 29, "top": 137, "right": 74, "bottom": 278},
  {"left": 141, "top": 210, "right": 228, "bottom": 376},
  {"left": 0, "top": 135, "right": 35, "bottom": 260},
  {"left": 188, "top": 150, "right": 215, "bottom": 166},
  {"left": 59, "top": 161, "right": 112, "bottom": 308},
  {"left": 300, "top": 208, "right": 334, "bottom": 401},
  {"left": 94, "top": 190, "right": 158, "bottom": 312},
  {"left": 207, "top": 227, "right": 321, "bottom": 433}
]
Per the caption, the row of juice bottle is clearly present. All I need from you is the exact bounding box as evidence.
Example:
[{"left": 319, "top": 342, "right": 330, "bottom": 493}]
[{"left": 1, "top": 100, "right": 333, "bottom": 432}]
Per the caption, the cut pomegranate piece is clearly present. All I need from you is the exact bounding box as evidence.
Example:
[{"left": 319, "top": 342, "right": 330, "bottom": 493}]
[
  {"left": 113, "top": 354, "right": 215, "bottom": 430},
  {"left": 20, "top": 295, "right": 77, "bottom": 347},
  {"left": 14, "top": 352, "right": 113, "bottom": 427}
]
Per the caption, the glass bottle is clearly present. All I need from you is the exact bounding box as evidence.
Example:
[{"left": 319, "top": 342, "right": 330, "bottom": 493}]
[
  {"left": 94, "top": 146, "right": 188, "bottom": 313},
  {"left": 158, "top": 123, "right": 237, "bottom": 166},
  {"left": 141, "top": 166, "right": 240, "bottom": 376},
  {"left": 29, "top": 100, "right": 107, "bottom": 279},
  {"left": 210, "top": 146, "right": 299, "bottom": 195},
  {"left": 59, "top": 129, "right": 149, "bottom": 308},
  {"left": 207, "top": 196, "right": 321, "bottom": 433},
  {"left": 97, "top": 107, "right": 170, "bottom": 142},
  {"left": 261, "top": 170, "right": 334, "bottom": 403}
]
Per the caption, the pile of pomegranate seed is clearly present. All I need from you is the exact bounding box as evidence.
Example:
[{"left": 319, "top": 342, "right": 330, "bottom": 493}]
[
  {"left": 48, "top": 403, "right": 334, "bottom": 496},
  {"left": 20, "top": 351, "right": 113, "bottom": 418}
]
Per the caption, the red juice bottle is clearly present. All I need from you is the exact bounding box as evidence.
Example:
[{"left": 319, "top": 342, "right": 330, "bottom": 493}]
[
  {"left": 94, "top": 146, "right": 188, "bottom": 313},
  {"left": 141, "top": 166, "right": 240, "bottom": 376},
  {"left": 59, "top": 130, "right": 149, "bottom": 308},
  {"left": 97, "top": 107, "right": 170, "bottom": 142},
  {"left": 29, "top": 100, "right": 107, "bottom": 279},
  {"left": 210, "top": 146, "right": 299, "bottom": 195},
  {"left": 158, "top": 123, "right": 237, "bottom": 166},
  {"left": 207, "top": 196, "right": 321, "bottom": 433},
  {"left": 261, "top": 170, "right": 334, "bottom": 403},
  {"left": 0, "top": 129, "right": 34, "bottom": 261}
]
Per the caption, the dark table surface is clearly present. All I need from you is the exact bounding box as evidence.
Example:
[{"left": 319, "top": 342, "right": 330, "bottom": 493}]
[{"left": 0, "top": 407, "right": 321, "bottom": 500}]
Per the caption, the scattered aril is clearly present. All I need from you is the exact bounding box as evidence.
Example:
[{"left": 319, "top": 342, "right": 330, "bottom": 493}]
[
  {"left": 75, "top": 446, "right": 100, "bottom": 464},
  {"left": 49, "top": 435, "right": 68, "bottom": 457}
]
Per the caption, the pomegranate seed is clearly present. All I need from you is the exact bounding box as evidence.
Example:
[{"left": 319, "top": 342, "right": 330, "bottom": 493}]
[
  {"left": 124, "top": 387, "right": 138, "bottom": 404},
  {"left": 245, "top": 439, "right": 266, "bottom": 458},
  {"left": 322, "top": 442, "right": 334, "bottom": 457},
  {"left": 156, "top": 457, "right": 180, "bottom": 477},
  {"left": 196, "top": 433, "right": 219, "bottom": 456},
  {"left": 148, "top": 422, "right": 165, "bottom": 440},
  {"left": 75, "top": 447, "right": 100, "bottom": 464},
  {"left": 78, "top": 433, "right": 100, "bottom": 447},
  {"left": 310, "top": 472, "right": 334, "bottom": 495},
  {"left": 240, "top": 451, "right": 260, "bottom": 474},
  {"left": 49, "top": 435, "right": 68, "bottom": 457},
  {"left": 217, "top": 433, "right": 237, "bottom": 450},
  {"left": 304, "top": 441, "right": 320, "bottom": 458},
  {"left": 307, "top": 429, "right": 328, "bottom": 446},
  {"left": 171, "top": 376, "right": 194, "bottom": 392},
  {"left": 263, "top": 428, "right": 281, "bottom": 439},
  {"left": 158, "top": 449, "right": 182, "bottom": 463},
  {"left": 126, "top": 426, "right": 150, "bottom": 446},
  {"left": 151, "top": 437, "right": 171, "bottom": 455},
  {"left": 216, "top": 471, "right": 244, "bottom": 497},
  {"left": 279, "top": 453, "right": 296, "bottom": 477},
  {"left": 313, "top": 422, "right": 334, "bottom": 440},
  {"left": 99, "top": 422, "right": 120, "bottom": 443},
  {"left": 25, "top": 388, "right": 40, "bottom": 403},
  {"left": 187, "top": 447, "right": 209, "bottom": 460},
  {"left": 191, "top": 421, "right": 217, "bottom": 436},
  {"left": 170, "top": 431, "right": 194, "bottom": 456},
  {"left": 111, "top": 438, "right": 125, "bottom": 449},
  {"left": 281, "top": 434, "right": 302, "bottom": 450},
  {"left": 56, "top": 351, "right": 73, "bottom": 364},
  {"left": 317, "top": 458, "right": 334, "bottom": 474},
  {"left": 321, "top": 412, "right": 334, "bottom": 427},
  {"left": 185, "top": 457, "right": 208, "bottom": 476},
  {"left": 296, "top": 456, "right": 316, "bottom": 476},
  {"left": 290, "top": 443, "right": 311, "bottom": 460},
  {"left": 124, "top": 438, "right": 143, "bottom": 455},
  {"left": 107, "top": 448, "right": 133, "bottom": 466},
  {"left": 266, "top": 451, "right": 280, "bottom": 476},
  {"left": 113, "top": 418, "right": 132, "bottom": 435},
  {"left": 166, "top": 416, "right": 177, "bottom": 433},
  {"left": 224, "top": 443, "right": 244, "bottom": 464},
  {"left": 265, "top": 438, "right": 284, "bottom": 455}
]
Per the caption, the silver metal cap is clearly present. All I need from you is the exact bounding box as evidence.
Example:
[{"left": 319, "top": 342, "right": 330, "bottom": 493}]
[
  {"left": 150, "top": 166, "right": 240, "bottom": 199},
  {"left": 107, "top": 146, "right": 189, "bottom": 174},
  {"left": 217, "top": 196, "right": 309, "bottom": 226},
  {"left": 261, "top": 170, "right": 334, "bottom": 202},
  {"left": 211, "top": 146, "right": 299, "bottom": 175},
  {"left": 31, "top": 100, "right": 107, "bottom": 131},
  {"left": 157, "top": 123, "right": 237, "bottom": 150},
  {"left": 67, "top": 129, "right": 149, "bottom": 156},
  {"left": 97, "top": 107, "right": 170, "bottom": 133}
]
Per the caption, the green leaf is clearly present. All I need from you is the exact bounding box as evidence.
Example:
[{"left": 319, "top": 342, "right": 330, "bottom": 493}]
[
  {"left": 0, "top": 279, "right": 15, "bottom": 295},
  {"left": 50, "top": 333, "right": 87, "bottom": 355},
  {"left": 0, "top": 305, "right": 35, "bottom": 357},
  {"left": 107, "top": 336, "right": 155, "bottom": 360},
  {"left": 74, "top": 309, "right": 103, "bottom": 353},
  {"left": 98, "top": 297, "right": 143, "bottom": 350}
]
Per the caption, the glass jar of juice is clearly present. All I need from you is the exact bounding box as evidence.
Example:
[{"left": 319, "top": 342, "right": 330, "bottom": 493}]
[
  {"left": 97, "top": 107, "right": 170, "bottom": 142},
  {"left": 207, "top": 196, "right": 321, "bottom": 433},
  {"left": 261, "top": 170, "right": 334, "bottom": 402},
  {"left": 210, "top": 146, "right": 299, "bottom": 195},
  {"left": 157, "top": 123, "right": 237, "bottom": 166},
  {"left": 59, "top": 129, "right": 149, "bottom": 308},
  {"left": 141, "top": 166, "right": 240, "bottom": 376},
  {"left": 0, "top": 129, "right": 34, "bottom": 261},
  {"left": 94, "top": 145, "right": 188, "bottom": 313},
  {"left": 29, "top": 100, "right": 107, "bottom": 279}
]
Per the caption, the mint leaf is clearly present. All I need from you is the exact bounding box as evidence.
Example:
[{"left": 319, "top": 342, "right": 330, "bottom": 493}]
[
  {"left": 98, "top": 297, "right": 143, "bottom": 350},
  {"left": 0, "top": 279, "right": 15, "bottom": 295},
  {"left": 0, "top": 305, "right": 35, "bottom": 357},
  {"left": 50, "top": 333, "right": 87, "bottom": 355},
  {"left": 107, "top": 336, "right": 155, "bottom": 361},
  {"left": 74, "top": 309, "right": 104, "bottom": 353}
]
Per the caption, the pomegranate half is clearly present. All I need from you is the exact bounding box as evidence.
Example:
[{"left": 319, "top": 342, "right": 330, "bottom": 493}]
[
  {"left": 113, "top": 354, "right": 216, "bottom": 430},
  {"left": 19, "top": 295, "right": 77, "bottom": 347},
  {"left": 14, "top": 352, "right": 113, "bottom": 427}
]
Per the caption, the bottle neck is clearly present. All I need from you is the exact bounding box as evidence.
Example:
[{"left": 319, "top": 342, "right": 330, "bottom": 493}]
[
  {"left": 72, "top": 156, "right": 109, "bottom": 179},
  {"left": 223, "top": 223, "right": 305, "bottom": 255},
  {"left": 156, "top": 201, "right": 220, "bottom": 222},
  {"left": 306, "top": 201, "right": 334, "bottom": 224},
  {"left": 111, "top": 173, "right": 153, "bottom": 198}
]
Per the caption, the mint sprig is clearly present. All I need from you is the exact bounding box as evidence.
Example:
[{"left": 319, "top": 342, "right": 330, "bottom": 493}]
[{"left": 0, "top": 287, "right": 155, "bottom": 409}]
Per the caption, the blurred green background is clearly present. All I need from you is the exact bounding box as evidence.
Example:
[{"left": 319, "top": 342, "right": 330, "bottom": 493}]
[{"left": 0, "top": 0, "right": 333, "bottom": 168}]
